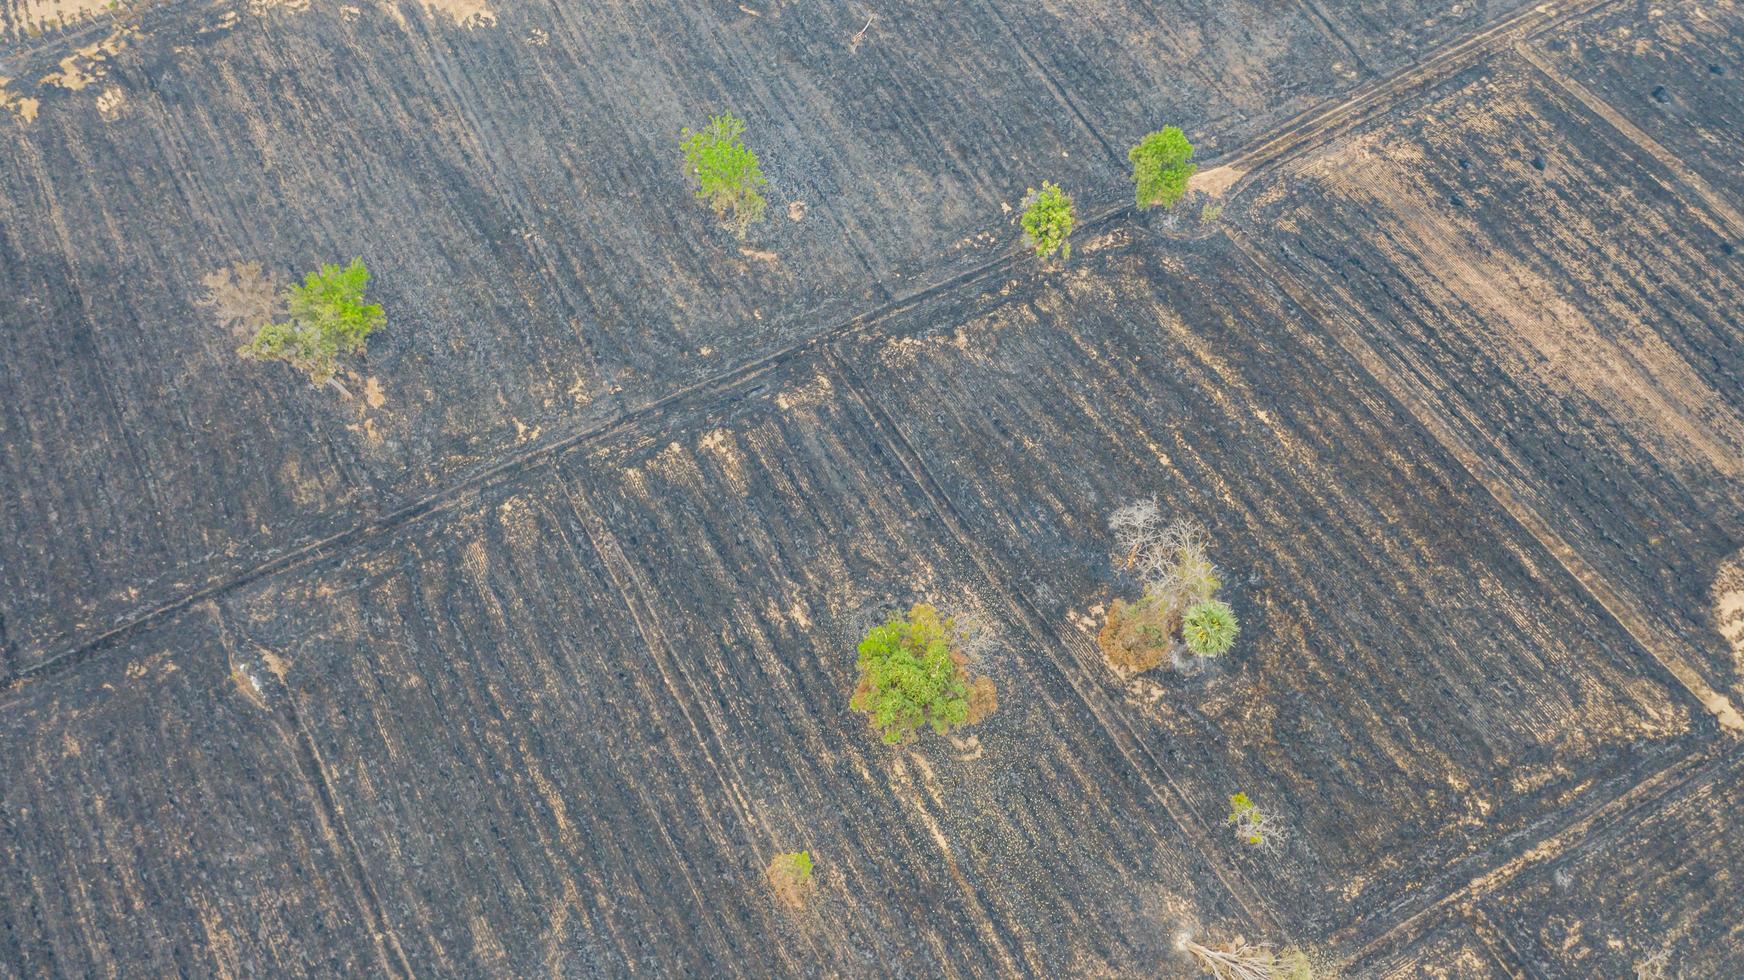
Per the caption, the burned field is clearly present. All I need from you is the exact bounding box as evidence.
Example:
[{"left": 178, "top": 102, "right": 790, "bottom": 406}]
[{"left": 4, "top": 0, "right": 1743, "bottom": 975}]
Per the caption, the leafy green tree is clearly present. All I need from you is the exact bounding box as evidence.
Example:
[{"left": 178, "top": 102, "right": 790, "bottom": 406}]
[
  {"left": 1183, "top": 600, "right": 1239, "bottom": 656},
  {"left": 851, "top": 604, "right": 981, "bottom": 744},
  {"left": 238, "top": 259, "right": 384, "bottom": 387},
  {"left": 1129, "top": 127, "right": 1197, "bottom": 210},
  {"left": 680, "top": 111, "right": 768, "bottom": 238},
  {"left": 1021, "top": 181, "right": 1075, "bottom": 261}
]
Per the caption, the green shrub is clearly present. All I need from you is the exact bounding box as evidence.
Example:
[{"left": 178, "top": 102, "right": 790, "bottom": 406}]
[
  {"left": 1021, "top": 181, "right": 1075, "bottom": 261},
  {"left": 1129, "top": 127, "right": 1197, "bottom": 210},
  {"left": 238, "top": 259, "right": 383, "bottom": 386},
  {"left": 1227, "top": 792, "right": 1266, "bottom": 846},
  {"left": 766, "top": 850, "right": 815, "bottom": 908},
  {"left": 771, "top": 850, "right": 812, "bottom": 883},
  {"left": 1182, "top": 599, "right": 1239, "bottom": 656},
  {"left": 1225, "top": 790, "right": 1286, "bottom": 856},
  {"left": 851, "top": 604, "right": 978, "bottom": 744},
  {"left": 679, "top": 111, "right": 767, "bottom": 238}
]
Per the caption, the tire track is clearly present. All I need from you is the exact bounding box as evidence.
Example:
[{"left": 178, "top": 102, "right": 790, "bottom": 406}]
[{"left": 1204, "top": 0, "right": 1616, "bottom": 197}]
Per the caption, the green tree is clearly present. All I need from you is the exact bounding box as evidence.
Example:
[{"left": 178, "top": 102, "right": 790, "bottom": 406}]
[
  {"left": 1021, "top": 182, "right": 1075, "bottom": 261},
  {"left": 1129, "top": 127, "right": 1197, "bottom": 210},
  {"left": 238, "top": 259, "right": 384, "bottom": 387},
  {"left": 851, "top": 604, "right": 978, "bottom": 744},
  {"left": 1183, "top": 599, "right": 1239, "bottom": 656},
  {"left": 680, "top": 111, "right": 767, "bottom": 238}
]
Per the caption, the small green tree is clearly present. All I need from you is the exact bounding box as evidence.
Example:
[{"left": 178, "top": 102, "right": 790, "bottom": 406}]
[
  {"left": 238, "top": 259, "right": 384, "bottom": 387},
  {"left": 680, "top": 111, "right": 767, "bottom": 238},
  {"left": 852, "top": 604, "right": 990, "bottom": 744},
  {"left": 1129, "top": 127, "right": 1197, "bottom": 210},
  {"left": 1021, "top": 181, "right": 1075, "bottom": 261},
  {"left": 1183, "top": 600, "right": 1239, "bottom": 656}
]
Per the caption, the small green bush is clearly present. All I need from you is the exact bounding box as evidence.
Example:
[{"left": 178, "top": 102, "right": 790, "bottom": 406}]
[
  {"left": 851, "top": 604, "right": 975, "bottom": 744},
  {"left": 238, "top": 259, "right": 383, "bottom": 386},
  {"left": 680, "top": 111, "right": 767, "bottom": 238},
  {"left": 766, "top": 850, "right": 815, "bottom": 908},
  {"left": 777, "top": 850, "right": 812, "bottom": 882},
  {"left": 1021, "top": 181, "right": 1075, "bottom": 261},
  {"left": 1129, "top": 127, "right": 1197, "bottom": 210},
  {"left": 1227, "top": 792, "right": 1266, "bottom": 846},
  {"left": 1182, "top": 599, "right": 1239, "bottom": 656}
]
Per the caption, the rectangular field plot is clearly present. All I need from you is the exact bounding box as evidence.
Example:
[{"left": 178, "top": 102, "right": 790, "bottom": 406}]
[
  {"left": 0, "top": 607, "right": 391, "bottom": 977},
  {"left": 0, "top": 0, "right": 1117, "bottom": 670},
  {"left": 1533, "top": 0, "right": 1744, "bottom": 216},
  {"left": 221, "top": 434, "right": 1240, "bottom": 976},
  {"left": 837, "top": 232, "right": 1704, "bottom": 939},
  {"left": 1480, "top": 751, "right": 1744, "bottom": 976},
  {"left": 554, "top": 355, "right": 1248, "bottom": 975},
  {"left": 1246, "top": 60, "right": 1744, "bottom": 705}
]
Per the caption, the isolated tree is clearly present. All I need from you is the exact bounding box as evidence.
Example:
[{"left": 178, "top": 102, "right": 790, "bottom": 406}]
[
  {"left": 1021, "top": 181, "right": 1075, "bottom": 261},
  {"left": 765, "top": 850, "right": 815, "bottom": 909},
  {"left": 680, "top": 111, "right": 767, "bottom": 238},
  {"left": 238, "top": 259, "right": 384, "bottom": 388},
  {"left": 1181, "top": 936, "right": 1314, "bottom": 979},
  {"left": 1100, "top": 502, "right": 1240, "bottom": 672},
  {"left": 851, "top": 604, "right": 993, "bottom": 744},
  {"left": 1129, "top": 126, "right": 1197, "bottom": 210}
]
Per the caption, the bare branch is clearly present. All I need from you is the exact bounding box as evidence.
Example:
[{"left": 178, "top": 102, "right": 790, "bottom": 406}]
[{"left": 849, "top": 12, "right": 874, "bottom": 52}]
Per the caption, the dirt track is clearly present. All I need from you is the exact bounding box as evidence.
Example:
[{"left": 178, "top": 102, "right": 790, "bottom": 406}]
[{"left": 3, "top": 0, "right": 1741, "bottom": 975}]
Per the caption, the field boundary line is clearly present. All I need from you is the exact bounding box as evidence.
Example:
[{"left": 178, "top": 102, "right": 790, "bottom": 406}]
[
  {"left": 1289, "top": 0, "right": 1374, "bottom": 77},
  {"left": 1514, "top": 41, "right": 1744, "bottom": 239},
  {"left": 208, "top": 601, "right": 418, "bottom": 980},
  {"left": 970, "top": 0, "right": 1123, "bottom": 171},
  {"left": 822, "top": 345, "right": 1284, "bottom": 942},
  {"left": 1209, "top": 0, "right": 1616, "bottom": 196},
  {"left": 1230, "top": 230, "right": 1744, "bottom": 734},
  {"left": 1341, "top": 738, "right": 1741, "bottom": 968}
]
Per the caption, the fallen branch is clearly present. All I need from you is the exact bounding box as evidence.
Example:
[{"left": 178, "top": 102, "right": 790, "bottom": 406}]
[{"left": 849, "top": 12, "right": 874, "bottom": 51}]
